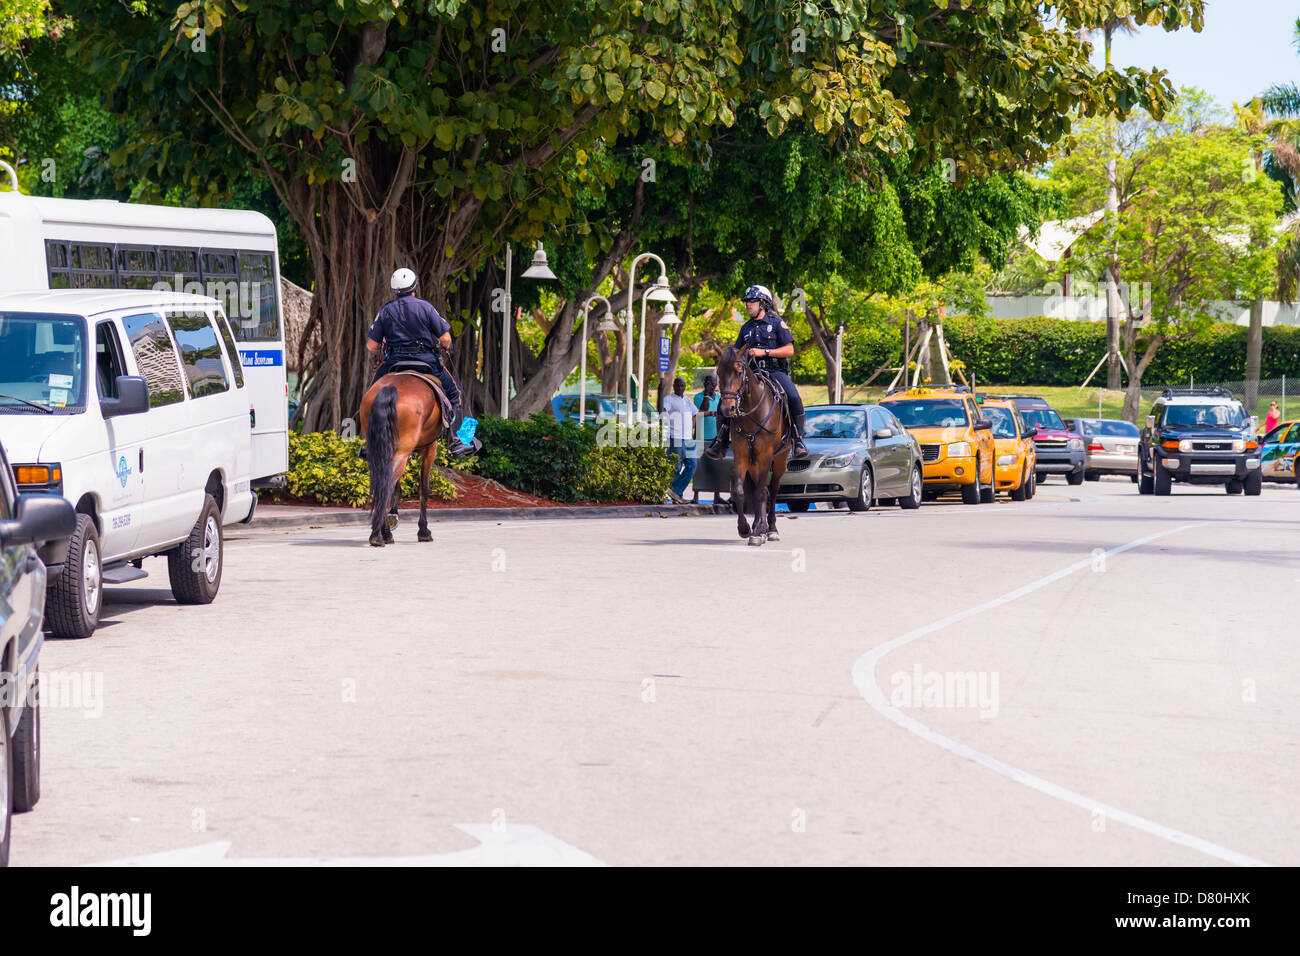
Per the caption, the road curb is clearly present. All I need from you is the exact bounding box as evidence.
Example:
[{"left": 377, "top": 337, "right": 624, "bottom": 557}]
[{"left": 246, "top": 502, "right": 717, "bottom": 529}]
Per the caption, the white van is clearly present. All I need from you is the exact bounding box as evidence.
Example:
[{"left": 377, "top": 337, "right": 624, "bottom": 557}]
[{"left": 0, "top": 289, "right": 255, "bottom": 638}]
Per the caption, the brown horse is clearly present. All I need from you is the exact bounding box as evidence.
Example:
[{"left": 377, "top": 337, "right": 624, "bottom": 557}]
[
  {"left": 359, "top": 375, "right": 444, "bottom": 547},
  {"left": 716, "top": 344, "right": 791, "bottom": 546}
]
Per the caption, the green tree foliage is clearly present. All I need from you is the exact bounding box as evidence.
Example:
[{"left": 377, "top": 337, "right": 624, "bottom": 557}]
[{"left": 61, "top": 0, "right": 1205, "bottom": 430}]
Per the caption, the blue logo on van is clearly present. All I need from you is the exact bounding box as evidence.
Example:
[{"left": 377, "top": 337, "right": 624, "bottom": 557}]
[{"left": 116, "top": 455, "right": 132, "bottom": 488}]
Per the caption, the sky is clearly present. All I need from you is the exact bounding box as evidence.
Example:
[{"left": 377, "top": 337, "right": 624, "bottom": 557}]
[{"left": 1092, "top": 0, "right": 1296, "bottom": 114}]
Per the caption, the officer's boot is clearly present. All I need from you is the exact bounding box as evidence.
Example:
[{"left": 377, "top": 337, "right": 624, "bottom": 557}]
[
  {"left": 704, "top": 419, "right": 731, "bottom": 460},
  {"left": 445, "top": 403, "right": 482, "bottom": 458},
  {"left": 790, "top": 409, "right": 810, "bottom": 458}
]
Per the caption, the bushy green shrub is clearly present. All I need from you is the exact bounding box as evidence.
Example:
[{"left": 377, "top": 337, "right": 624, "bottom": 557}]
[
  {"left": 282, "top": 430, "right": 456, "bottom": 507},
  {"left": 471, "top": 414, "right": 674, "bottom": 503}
]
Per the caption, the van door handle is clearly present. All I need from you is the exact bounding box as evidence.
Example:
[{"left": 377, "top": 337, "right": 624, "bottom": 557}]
[{"left": 139, "top": 449, "right": 144, "bottom": 474}]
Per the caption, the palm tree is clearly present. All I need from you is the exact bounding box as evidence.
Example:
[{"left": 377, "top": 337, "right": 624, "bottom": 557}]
[{"left": 1262, "top": 18, "right": 1300, "bottom": 302}]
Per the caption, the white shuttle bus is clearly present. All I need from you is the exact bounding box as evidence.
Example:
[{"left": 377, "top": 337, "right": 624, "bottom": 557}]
[{"left": 0, "top": 162, "right": 289, "bottom": 637}]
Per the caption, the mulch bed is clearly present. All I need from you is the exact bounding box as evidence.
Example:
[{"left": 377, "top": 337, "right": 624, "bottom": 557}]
[{"left": 270, "top": 469, "right": 644, "bottom": 510}]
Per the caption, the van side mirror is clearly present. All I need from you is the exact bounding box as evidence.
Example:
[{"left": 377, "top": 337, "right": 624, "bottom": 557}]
[
  {"left": 1146, "top": 415, "right": 1156, "bottom": 429},
  {"left": 974, "top": 419, "right": 993, "bottom": 431},
  {"left": 0, "top": 493, "right": 76, "bottom": 547},
  {"left": 102, "top": 375, "right": 150, "bottom": 418}
]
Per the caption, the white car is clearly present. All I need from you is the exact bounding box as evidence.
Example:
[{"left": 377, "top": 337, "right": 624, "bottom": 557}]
[{"left": 0, "top": 289, "right": 256, "bottom": 638}]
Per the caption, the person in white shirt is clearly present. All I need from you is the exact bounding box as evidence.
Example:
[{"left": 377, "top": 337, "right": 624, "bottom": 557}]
[{"left": 661, "top": 377, "right": 698, "bottom": 503}]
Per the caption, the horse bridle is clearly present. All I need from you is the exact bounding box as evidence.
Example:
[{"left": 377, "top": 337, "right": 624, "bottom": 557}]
[{"left": 721, "top": 357, "right": 788, "bottom": 452}]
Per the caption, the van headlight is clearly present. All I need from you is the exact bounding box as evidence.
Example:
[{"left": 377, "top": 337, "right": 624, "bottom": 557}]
[
  {"left": 946, "top": 441, "right": 972, "bottom": 457},
  {"left": 14, "top": 463, "right": 63, "bottom": 495}
]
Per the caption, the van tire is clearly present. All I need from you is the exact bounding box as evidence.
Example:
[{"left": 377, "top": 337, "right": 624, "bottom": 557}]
[
  {"left": 12, "top": 667, "right": 40, "bottom": 813},
  {"left": 1, "top": 716, "right": 11, "bottom": 866},
  {"left": 46, "top": 515, "right": 101, "bottom": 640},
  {"left": 168, "top": 495, "right": 223, "bottom": 605}
]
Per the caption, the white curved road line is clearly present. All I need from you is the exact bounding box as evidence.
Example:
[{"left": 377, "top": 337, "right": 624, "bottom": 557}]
[{"left": 851, "top": 521, "right": 1272, "bottom": 867}]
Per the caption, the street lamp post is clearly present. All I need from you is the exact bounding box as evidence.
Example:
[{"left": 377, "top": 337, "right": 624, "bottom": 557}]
[
  {"left": 500, "top": 241, "right": 556, "bottom": 419},
  {"left": 624, "top": 252, "right": 674, "bottom": 426},
  {"left": 580, "top": 294, "right": 613, "bottom": 426}
]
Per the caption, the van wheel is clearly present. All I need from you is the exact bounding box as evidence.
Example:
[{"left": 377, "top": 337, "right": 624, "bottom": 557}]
[
  {"left": 12, "top": 667, "right": 40, "bottom": 813},
  {"left": 46, "top": 515, "right": 101, "bottom": 639},
  {"left": 979, "top": 461, "right": 995, "bottom": 503},
  {"left": 961, "top": 464, "right": 982, "bottom": 505},
  {"left": 1010, "top": 467, "right": 1028, "bottom": 501},
  {"left": 168, "top": 495, "right": 223, "bottom": 605},
  {"left": 1066, "top": 467, "right": 1085, "bottom": 486}
]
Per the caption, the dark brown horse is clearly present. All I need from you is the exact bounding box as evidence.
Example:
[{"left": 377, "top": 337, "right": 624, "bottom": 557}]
[
  {"left": 360, "top": 375, "right": 444, "bottom": 547},
  {"left": 716, "top": 344, "right": 791, "bottom": 546}
]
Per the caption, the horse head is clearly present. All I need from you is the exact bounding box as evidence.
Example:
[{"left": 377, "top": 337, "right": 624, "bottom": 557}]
[{"left": 717, "top": 344, "right": 751, "bottom": 417}]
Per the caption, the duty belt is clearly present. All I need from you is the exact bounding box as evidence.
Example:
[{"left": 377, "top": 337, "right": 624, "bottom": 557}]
[{"left": 388, "top": 344, "right": 436, "bottom": 356}]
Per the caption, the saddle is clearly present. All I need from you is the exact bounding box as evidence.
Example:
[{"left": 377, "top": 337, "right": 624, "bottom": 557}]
[
  {"left": 387, "top": 368, "right": 457, "bottom": 443},
  {"left": 747, "top": 365, "right": 794, "bottom": 452}
]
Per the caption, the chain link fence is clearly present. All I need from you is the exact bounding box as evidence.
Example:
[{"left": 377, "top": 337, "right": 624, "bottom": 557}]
[{"left": 1138, "top": 377, "right": 1293, "bottom": 423}]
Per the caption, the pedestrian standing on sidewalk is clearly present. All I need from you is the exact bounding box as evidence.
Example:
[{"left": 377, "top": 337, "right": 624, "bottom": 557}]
[
  {"left": 692, "top": 375, "right": 721, "bottom": 502},
  {"left": 662, "top": 376, "right": 698, "bottom": 504}
]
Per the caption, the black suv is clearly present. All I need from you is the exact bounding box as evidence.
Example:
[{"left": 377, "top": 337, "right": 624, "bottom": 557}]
[
  {"left": 987, "top": 394, "right": 1086, "bottom": 484},
  {"left": 1138, "top": 387, "right": 1262, "bottom": 496}
]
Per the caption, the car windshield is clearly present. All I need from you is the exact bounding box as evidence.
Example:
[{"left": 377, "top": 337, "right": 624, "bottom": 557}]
[
  {"left": 804, "top": 409, "right": 866, "bottom": 439},
  {"left": 1019, "top": 407, "right": 1065, "bottom": 431},
  {"left": 1162, "top": 403, "right": 1246, "bottom": 428},
  {"left": 889, "top": 399, "right": 969, "bottom": 429},
  {"left": 0, "top": 312, "right": 88, "bottom": 413},
  {"left": 982, "top": 405, "right": 1019, "bottom": 439}
]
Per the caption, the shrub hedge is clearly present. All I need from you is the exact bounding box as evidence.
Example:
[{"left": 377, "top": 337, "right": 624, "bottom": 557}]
[
  {"left": 793, "top": 315, "right": 1300, "bottom": 387},
  {"left": 282, "top": 430, "right": 456, "bottom": 507}
]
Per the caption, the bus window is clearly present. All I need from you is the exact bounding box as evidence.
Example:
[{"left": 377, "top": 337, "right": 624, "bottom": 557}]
[
  {"left": 212, "top": 308, "right": 245, "bottom": 388},
  {"left": 166, "top": 311, "right": 229, "bottom": 399},
  {"left": 117, "top": 246, "right": 161, "bottom": 290},
  {"left": 121, "top": 311, "right": 185, "bottom": 407},
  {"left": 236, "top": 251, "right": 278, "bottom": 341}
]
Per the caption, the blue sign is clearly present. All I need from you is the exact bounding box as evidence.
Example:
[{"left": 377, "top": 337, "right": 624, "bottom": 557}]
[
  {"left": 240, "top": 349, "right": 284, "bottom": 367},
  {"left": 658, "top": 336, "right": 670, "bottom": 374}
]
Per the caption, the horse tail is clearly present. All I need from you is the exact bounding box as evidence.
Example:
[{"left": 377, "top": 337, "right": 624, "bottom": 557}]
[{"left": 367, "top": 386, "right": 399, "bottom": 537}]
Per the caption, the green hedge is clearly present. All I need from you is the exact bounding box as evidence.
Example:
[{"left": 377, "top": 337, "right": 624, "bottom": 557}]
[
  {"left": 282, "top": 430, "right": 456, "bottom": 507},
  {"left": 471, "top": 414, "right": 674, "bottom": 503}
]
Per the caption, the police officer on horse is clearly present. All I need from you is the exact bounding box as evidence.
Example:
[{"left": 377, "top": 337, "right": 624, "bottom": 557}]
[
  {"left": 365, "top": 267, "right": 477, "bottom": 457},
  {"left": 704, "top": 284, "right": 809, "bottom": 460}
]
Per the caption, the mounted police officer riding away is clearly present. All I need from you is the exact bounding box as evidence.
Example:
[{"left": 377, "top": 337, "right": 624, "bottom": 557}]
[
  {"left": 365, "top": 267, "right": 478, "bottom": 458},
  {"left": 705, "top": 284, "right": 809, "bottom": 460}
]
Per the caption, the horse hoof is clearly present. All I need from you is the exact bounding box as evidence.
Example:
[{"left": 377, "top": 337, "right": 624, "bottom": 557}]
[
  {"left": 385, "top": 513, "right": 399, "bottom": 531},
  {"left": 369, "top": 537, "right": 385, "bottom": 548},
  {"left": 748, "top": 534, "right": 765, "bottom": 546},
  {"left": 766, "top": 531, "right": 780, "bottom": 542},
  {"left": 418, "top": 530, "right": 433, "bottom": 542},
  {"left": 381, "top": 529, "right": 394, "bottom": 544}
]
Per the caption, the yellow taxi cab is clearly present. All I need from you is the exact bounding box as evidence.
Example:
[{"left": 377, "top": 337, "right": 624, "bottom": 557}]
[
  {"left": 976, "top": 395, "right": 1037, "bottom": 500},
  {"left": 880, "top": 385, "right": 996, "bottom": 504}
]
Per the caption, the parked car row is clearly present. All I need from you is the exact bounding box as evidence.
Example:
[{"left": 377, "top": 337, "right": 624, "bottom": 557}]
[{"left": 0, "top": 288, "right": 271, "bottom": 865}]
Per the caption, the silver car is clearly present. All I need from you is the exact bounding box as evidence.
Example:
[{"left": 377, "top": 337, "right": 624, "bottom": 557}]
[
  {"left": 693, "top": 404, "right": 926, "bottom": 512},
  {"left": 1074, "top": 417, "right": 1141, "bottom": 481}
]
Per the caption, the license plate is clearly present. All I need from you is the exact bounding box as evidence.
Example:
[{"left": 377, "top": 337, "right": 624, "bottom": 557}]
[{"left": 1117, "top": 444, "right": 1135, "bottom": 453}]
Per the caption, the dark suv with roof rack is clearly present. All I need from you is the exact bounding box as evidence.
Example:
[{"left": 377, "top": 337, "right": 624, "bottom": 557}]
[
  {"left": 985, "top": 394, "right": 1085, "bottom": 484},
  {"left": 1139, "top": 387, "right": 1262, "bottom": 495}
]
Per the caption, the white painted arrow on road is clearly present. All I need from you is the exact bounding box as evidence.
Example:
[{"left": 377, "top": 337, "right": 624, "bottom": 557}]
[{"left": 90, "top": 824, "right": 606, "bottom": 867}]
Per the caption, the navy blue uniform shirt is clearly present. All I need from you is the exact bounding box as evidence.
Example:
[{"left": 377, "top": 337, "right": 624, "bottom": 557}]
[
  {"left": 735, "top": 309, "right": 793, "bottom": 371},
  {"left": 367, "top": 294, "right": 451, "bottom": 352}
]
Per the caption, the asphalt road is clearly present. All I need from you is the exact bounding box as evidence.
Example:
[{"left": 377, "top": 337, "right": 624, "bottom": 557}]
[{"left": 12, "top": 477, "right": 1299, "bottom": 866}]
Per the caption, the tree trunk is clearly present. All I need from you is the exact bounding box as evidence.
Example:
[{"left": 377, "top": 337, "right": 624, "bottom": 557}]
[
  {"left": 1122, "top": 329, "right": 1164, "bottom": 423},
  {"left": 1245, "top": 297, "right": 1264, "bottom": 411}
]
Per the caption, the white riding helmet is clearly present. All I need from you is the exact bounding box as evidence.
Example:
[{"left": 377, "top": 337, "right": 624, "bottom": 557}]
[{"left": 390, "top": 267, "right": 418, "bottom": 295}]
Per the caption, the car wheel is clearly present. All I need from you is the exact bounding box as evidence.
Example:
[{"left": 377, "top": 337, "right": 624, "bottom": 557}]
[
  {"left": 1130, "top": 474, "right": 1139, "bottom": 484},
  {"left": 1153, "top": 457, "right": 1172, "bottom": 495},
  {"left": 45, "top": 514, "right": 101, "bottom": 640},
  {"left": 1067, "top": 467, "right": 1085, "bottom": 486},
  {"left": 898, "top": 464, "right": 923, "bottom": 509},
  {"left": 979, "top": 461, "right": 995, "bottom": 503},
  {"left": 1084, "top": 469, "right": 1099, "bottom": 481},
  {"left": 786, "top": 501, "right": 811, "bottom": 513},
  {"left": 961, "top": 461, "right": 982, "bottom": 505},
  {"left": 1010, "top": 466, "right": 1028, "bottom": 501},
  {"left": 1244, "top": 469, "right": 1263, "bottom": 496},
  {"left": 1226, "top": 478, "right": 1244, "bottom": 495},
  {"left": 847, "top": 466, "right": 873, "bottom": 512},
  {"left": 12, "top": 666, "right": 39, "bottom": 813},
  {"left": 1, "top": 713, "right": 10, "bottom": 866},
  {"left": 1035, "top": 471, "right": 1046, "bottom": 485},
  {"left": 168, "top": 494, "right": 223, "bottom": 605}
]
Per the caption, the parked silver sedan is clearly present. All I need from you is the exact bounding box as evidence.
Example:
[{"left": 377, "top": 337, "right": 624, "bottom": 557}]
[
  {"left": 1074, "top": 417, "right": 1141, "bottom": 481},
  {"left": 692, "top": 404, "right": 926, "bottom": 512}
]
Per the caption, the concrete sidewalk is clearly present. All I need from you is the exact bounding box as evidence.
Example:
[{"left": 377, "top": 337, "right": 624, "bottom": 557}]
[{"left": 246, "top": 501, "right": 716, "bottom": 530}]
